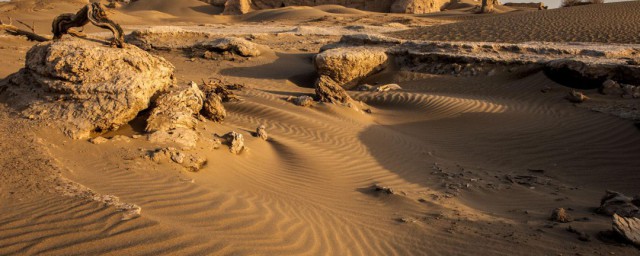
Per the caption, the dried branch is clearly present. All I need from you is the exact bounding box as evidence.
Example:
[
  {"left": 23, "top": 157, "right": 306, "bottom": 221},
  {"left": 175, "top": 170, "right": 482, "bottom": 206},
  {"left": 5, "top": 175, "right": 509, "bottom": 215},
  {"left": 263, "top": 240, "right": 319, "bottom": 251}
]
[{"left": 0, "top": 17, "right": 51, "bottom": 42}]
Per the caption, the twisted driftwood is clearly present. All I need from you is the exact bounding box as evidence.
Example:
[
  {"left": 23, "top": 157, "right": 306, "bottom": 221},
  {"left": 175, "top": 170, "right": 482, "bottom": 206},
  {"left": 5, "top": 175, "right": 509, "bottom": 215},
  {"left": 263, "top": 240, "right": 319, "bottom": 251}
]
[
  {"left": 0, "top": 17, "right": 51, "bottom": 42},
  {"left": 52, "top": 3, "right": 124, "bottom": 48}
]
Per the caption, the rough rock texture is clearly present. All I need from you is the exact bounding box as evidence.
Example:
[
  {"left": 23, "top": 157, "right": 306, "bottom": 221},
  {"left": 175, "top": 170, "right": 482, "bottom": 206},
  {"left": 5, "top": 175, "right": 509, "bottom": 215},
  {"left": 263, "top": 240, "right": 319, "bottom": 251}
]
[
  {"left": 391, "top": 0, "right": 441, "bottom": 14},
  {"left": 544, "top": 59, "right": 640, "bottom": 89},
  {"left": 146, "top": 82, "right": 205, "bottom": 133},
  {"left": 315, "top": 76, "right": 353, "bottom": 104},
  {"left": 315, "top": 47, "right": 388, "bottom": 90},
  {"left": 223, "top": 0, "right": 252, "bottom": 15},
  {"left": 224, "top": 131, "right": 246, "bottom": 154},
  {"left": 149, "top": 147, "right": 207, "bottom": 172},
  {"left": 550, "top": 208, "right": 573, "bottom": 223},
  {"left": 613, "top": 214, "right": 640, "bottom": 246},
  {"left": 601, "top": 79, "right": 624, "bottom": 95},
  {"left": 147, "top": 128, "right": 200, "bottom": 150},
  {"left": 0, "top": 39, "right": 174, "bottom": 139},
  {"left": 289, "top": 95, "right": 314, "bottom": 107},
  {"left": 566, "top": 90, "right": 589, "bottom": 103},
  {"left": 256, "top": 125, "right": 268, "bottom": 140},
  {"left": 201, "top": 92, "right": 227, "bottom": 121},
  {"left": 598, "top": 190, "right": 640, "bottom": 218},
  {"left": 197, "top": 37, "right": 262, "bottom": 57}
]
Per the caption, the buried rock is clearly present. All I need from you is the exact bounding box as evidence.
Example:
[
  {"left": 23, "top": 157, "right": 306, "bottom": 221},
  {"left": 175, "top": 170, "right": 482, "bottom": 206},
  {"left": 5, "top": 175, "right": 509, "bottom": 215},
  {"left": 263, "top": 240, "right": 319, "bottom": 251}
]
[
  {"left": 197, "top": 37, "right": 262, "bottom": 57},
  {"left": 613, "top": 214, "right": 640, "bottom": 246},
  {"left": 357, "top": 83, "right": 403, "bottom": 92},
  {"left": 0, "top": 39, "right": 174, "bottom": 139},
  {"left": 289, "top": 95, "right": 314, "bottom": 107},
  {"left": 149, "top": 147, "right": 207, "bottom": 172},
  {"left": 598, "top": 190, "right": 640, "bottom": 218}
]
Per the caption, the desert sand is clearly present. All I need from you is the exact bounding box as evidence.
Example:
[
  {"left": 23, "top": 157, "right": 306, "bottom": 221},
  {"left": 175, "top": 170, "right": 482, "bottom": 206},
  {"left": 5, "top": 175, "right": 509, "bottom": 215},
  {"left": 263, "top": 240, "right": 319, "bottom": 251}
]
[{"left": 1, "top": 0, "right": 639, "bottom": 255}]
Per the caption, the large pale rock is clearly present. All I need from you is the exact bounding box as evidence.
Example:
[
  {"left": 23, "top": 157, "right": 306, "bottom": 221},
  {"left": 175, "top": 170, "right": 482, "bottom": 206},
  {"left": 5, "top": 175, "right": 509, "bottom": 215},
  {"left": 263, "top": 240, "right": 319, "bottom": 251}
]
[
  {"left": 197, "top": 37, "right": 262, "bottom": 57},
  {"left": 613, "top": 214, "right": 640, "bottom": 246},
  {"left": 391, "top": 0, "right": 439, "bottom": 14},
  {"left": 223, "top": 0, "right": 252, "bottom": 15},
  {"left": 146, "top": 82, "right": 204, "bottom": 133},
  {"left": 1, "top": 39, "right": 174, "bottom": 139},
  {"left": 315, "top": 47, "right": 388, "bottom": 90}
]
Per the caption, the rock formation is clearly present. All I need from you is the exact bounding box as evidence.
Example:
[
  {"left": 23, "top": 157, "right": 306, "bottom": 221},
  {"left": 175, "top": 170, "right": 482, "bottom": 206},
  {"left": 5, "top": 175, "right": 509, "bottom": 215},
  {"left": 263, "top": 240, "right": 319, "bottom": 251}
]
[
  {"left": 612, "top": 214, "right": 640, "bottom": 246},
  {"left": 566, "top": 90, "right": 589, "bottom": 103},
  {"left": 315, "top": 47, "right": 388, "bottom": 90},
  {"left": 290, "top": 95, "right": 314, "bottom": 107},
  {"left": 0, "top": 39, "right": 174, "bottom": 139},
  {"left": 149, "top": 147, "right": 208, "bottom": 172},
  {"left": 210, "top": 0, "right": 450, "bottom": 14}
]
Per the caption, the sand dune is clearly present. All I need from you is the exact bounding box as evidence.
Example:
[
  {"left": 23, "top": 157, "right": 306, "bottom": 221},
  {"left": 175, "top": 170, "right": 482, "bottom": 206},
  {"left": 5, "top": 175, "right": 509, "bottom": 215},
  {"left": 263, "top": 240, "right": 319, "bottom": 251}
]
[
  {"left": 1, "top": 0, "right": 640, "bottom": 255},
  {"left": 395, "top": 1, "right": 640, "bottom": 43}
]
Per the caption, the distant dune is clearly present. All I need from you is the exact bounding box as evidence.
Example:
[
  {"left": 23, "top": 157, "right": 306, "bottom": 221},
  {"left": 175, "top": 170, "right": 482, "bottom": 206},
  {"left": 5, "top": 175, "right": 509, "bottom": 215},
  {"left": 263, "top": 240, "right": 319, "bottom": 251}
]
[{"left": 392, "top": 1, "right": 640, "bottom": 43}]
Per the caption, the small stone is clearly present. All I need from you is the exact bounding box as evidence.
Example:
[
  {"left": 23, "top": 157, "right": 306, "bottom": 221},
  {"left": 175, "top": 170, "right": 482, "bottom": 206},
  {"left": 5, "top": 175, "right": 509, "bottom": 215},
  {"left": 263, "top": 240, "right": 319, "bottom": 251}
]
[
  {"left": 256, "top": 125, "right": 268, "bottom": 140},
  {"left": 600, "top": 79, "right": 623, "bottom": 96},
  {"left": 89, "top": 136, "right": 108, "bottom": 144},
  {"left": 224, "top": 131, "right": 246, "bottom": 154},
  {"left": 120, "top": 204, "right": 142, "bottom": 221},
  {"left": 566, "top": 90, "right": 589, "bottom": 103},
  {"left": 212, "top": 138, "right": 222, "bottom": 149},
  {"left": 550, "top": 208, "right": 573, "bottom": 223},
  {"left": 373, "top": 183, "right": 394, "bottom": 195},
  {"left": 292, "top": 95, "right": 314, "bottom": 107},
  {"left": 373, "top": 84, "right": 402, "bottom": 92},
  {"left": 110, "top": 135, "right": 131, "bottom": 143}
]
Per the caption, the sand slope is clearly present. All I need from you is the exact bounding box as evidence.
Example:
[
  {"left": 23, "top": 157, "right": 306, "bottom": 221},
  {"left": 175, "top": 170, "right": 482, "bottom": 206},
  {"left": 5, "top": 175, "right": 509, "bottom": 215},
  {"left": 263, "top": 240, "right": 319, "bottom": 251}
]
[{"left": 393, "top": 1, "right": 640, "bottom": 43}]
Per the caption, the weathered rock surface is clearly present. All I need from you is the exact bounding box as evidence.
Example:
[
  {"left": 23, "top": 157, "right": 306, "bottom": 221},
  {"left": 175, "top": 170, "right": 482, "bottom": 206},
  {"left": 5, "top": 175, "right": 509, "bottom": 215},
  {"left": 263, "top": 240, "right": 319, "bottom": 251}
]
[
  {"left": 147, "top": 128, "right": 200, "bottom": 150},
  {"left": 613, "top": 214, "right": 640, "bottom": 246},
  {"left": 256, "top": 125, "right": 268, "bottom": 140},
  {"left": 290, "top": 95, "right": 314, "bottom": 107},
  {"left": 197, "top": 37, "right": 261, "bottom": 57},
  {"left": 146, "top": 82, "right": 205, "bottom": 133},
  {"left": 391, "top": 0, "right": 440, "bottom": 14},
  {"left": 199, "top": 80, "right": 236, "bottom": 121},
  {"left": 566, "top": 90, "right": 589, "bottom": 103},
  {"left": 601, "top": 79, "right": 624, "bottom": 95},
  {"left": 224, "top": 131, "right": 246, "bottom": 154},
  {"left": 0, "top": 39, "right": 174, "bottom": 139},
  {"left": 223, "top": 0, "right": 252, "bottom": 15},
  {"left": 598, "top": 190, "right": 640, "bottom": 218},
  {"left": 550, "top": 208, "right": 573, "bottom": 223},
  {"left": 315, "top": 76, "right": 353, "bottom": 104},
  {"left": 149, "top": 147, "right": 207, "bottom": 172},
  {"left": 315, "top": 47, "right": 388, "bottom": 90}
]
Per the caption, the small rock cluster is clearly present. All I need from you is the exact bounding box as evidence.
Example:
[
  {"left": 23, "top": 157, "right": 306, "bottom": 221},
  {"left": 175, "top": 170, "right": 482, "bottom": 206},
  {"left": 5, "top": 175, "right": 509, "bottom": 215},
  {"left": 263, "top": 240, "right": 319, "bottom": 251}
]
[
  {"left": 149, "top": 147, "right": 207, "bottom": 172},
  {"left": 600, "top": 79, "right": 640, "bottom": 98}
]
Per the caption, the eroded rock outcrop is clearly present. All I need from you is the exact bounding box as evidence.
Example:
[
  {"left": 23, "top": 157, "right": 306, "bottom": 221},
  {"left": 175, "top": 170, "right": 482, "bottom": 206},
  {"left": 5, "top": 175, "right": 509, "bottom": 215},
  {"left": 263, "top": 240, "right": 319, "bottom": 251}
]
[
  {"left": 0, "top": 39, "right": 174, "bottom": 139},
  {"left": 256, "top": 125, "right": 268, "bottom": 140},
  {"left": 315, "top": 47, "right": 388, "bottom": 90},
  {"left": 315, "top": 75, "right": 353, "bottom": 104},
  {"left": 391, "top": 0, "right": 440, "bottom": 14}
]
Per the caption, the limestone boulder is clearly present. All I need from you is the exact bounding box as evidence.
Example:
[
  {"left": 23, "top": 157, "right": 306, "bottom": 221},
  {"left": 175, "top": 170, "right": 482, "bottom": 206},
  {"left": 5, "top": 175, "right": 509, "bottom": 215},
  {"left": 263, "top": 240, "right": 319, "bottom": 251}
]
[
  {"left": 1, "top": 39, "right": 174, "bottom": 139},
  {"left": 315, "top": 76, "right": 353, "bottom": 104},
  {"left": 315, "top": 47, "right": 388, "bottom": 90},
  {"left": 598, "top": 190, "right": 640, "bottom": 218}
]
